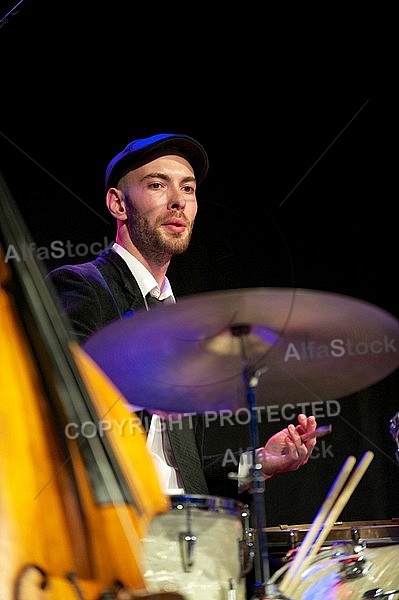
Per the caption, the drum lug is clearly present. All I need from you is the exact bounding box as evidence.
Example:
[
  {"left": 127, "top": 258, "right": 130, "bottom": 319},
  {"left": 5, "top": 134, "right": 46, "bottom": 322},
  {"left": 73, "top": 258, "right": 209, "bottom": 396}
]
[
  {"left": 179, "top": 531, "right": 197, "bottom": 572},
  {"left": 336, "top": 526, "right": 370, "bottom": 580},
  {"left": 239, "top": 536, "right": 255, "bottom": 577},
  {"left": 350, "top": 525, "right": 368, "bottom": 554},
  {"left": 240, "top": 506, "right": 255, "bottom": 577},
  {"left": 338, "top": 553, "right": 372, "bottom": 580}
]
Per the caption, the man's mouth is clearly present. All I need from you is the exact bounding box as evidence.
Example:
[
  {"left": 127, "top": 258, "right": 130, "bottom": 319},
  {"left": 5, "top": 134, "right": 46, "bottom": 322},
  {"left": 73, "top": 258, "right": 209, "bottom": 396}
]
[{"left": 162, "top": 218, "right": 187, "bottom": 233}]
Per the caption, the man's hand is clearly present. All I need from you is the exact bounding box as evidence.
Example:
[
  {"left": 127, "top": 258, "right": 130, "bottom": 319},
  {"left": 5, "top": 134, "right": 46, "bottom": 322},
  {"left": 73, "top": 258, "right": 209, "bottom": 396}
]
[{"left": 258, "top": 413, "right": 317, "bottom": 476}]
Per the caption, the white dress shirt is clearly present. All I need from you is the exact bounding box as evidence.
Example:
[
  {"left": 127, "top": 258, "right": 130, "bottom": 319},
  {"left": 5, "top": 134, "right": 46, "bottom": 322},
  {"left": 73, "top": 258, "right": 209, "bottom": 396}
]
[{"left": 112, "top": 243, "right": 183, "bottom": 494}]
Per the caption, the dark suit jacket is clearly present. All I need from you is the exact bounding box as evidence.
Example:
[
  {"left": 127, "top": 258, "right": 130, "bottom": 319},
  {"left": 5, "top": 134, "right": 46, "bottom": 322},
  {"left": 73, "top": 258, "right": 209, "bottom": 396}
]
[
  {"left": 46, "top": 247, "right": 212, "bottom": 494},
  {"left": 47, "top": 247, "right": 145, "bottom": 344}
]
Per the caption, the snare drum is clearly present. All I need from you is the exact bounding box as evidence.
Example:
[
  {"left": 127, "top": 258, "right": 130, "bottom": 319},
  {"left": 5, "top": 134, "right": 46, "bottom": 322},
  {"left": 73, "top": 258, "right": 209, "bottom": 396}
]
[
  {"left": 141, "top": 494, "right": 252, "bottom": 600},
  {"left": 266, "top": 520, "right": 399, "bottom": 599},
  {"left": 264, "top": 519, "right": 399, "bottom": 563},
  {"left": 269, "top": 543, "right": 399, "bottom": 599}
]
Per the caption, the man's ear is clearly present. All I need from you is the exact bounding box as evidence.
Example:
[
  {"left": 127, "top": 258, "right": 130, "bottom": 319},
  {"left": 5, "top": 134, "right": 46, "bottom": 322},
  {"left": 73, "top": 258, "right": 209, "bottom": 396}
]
[{"left": 106, "top": 188, "right": 127, "bottom": 221}]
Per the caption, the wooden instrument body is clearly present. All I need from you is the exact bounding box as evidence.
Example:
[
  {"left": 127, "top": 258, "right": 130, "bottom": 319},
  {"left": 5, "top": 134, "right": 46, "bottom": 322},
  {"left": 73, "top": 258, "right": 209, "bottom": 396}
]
[{"left": 0, "top": 191, "right": 170, "bottom": 598}]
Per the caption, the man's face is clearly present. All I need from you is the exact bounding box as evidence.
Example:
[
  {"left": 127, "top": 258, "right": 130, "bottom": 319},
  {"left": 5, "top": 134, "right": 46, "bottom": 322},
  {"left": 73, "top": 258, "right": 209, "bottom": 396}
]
[{"left": 121, "top": 154, "right": 198, "bottom": 259}]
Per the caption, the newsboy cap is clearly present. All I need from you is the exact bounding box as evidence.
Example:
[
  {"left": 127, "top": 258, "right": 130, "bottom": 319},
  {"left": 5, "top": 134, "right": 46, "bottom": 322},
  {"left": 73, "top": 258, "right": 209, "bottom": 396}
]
[{"left": 105, "top": 133, "right": 209, "bottom": 189}]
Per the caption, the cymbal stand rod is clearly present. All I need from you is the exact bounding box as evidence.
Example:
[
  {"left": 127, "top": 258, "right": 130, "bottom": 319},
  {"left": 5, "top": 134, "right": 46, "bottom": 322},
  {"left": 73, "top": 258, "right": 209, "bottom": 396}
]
[
  {"left": 246, "top": 369, "right": 275, "bottom": 598},
  {"left": 231, "top": 326, "right": 275, "bottom": 598}
]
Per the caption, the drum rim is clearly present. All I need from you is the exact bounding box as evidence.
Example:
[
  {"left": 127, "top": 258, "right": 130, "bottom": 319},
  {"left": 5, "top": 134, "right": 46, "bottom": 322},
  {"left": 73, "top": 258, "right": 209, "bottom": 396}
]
[
  {"left": 264, "top": 519, "right": 399, "bottom": 546},
  {"left": 169, "top": 493, "right": 247, "bottom": 515}
]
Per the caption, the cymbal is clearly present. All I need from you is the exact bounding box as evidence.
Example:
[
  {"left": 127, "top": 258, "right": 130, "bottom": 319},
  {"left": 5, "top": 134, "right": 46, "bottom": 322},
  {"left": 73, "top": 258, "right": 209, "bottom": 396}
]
[{"left": 83, "top": 288, "right": 399, "bottom": 413}]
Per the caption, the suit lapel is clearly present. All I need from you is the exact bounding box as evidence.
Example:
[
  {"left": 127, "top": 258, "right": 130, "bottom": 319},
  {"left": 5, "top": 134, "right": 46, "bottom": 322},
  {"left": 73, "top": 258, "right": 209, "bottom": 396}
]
[{"left": 96, "top": 248, "right": 146, "bottom": 313}]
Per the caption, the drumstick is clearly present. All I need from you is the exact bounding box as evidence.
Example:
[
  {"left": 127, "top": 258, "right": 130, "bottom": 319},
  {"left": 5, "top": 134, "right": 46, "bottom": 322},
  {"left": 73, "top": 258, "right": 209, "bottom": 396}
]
[
  {"left": 279, "top": 451, "right": 374, "bottom": 598},
  {"left": 300, "top": 424, "right": 332, "bottom": 442},
  {"left": 278, "top": 454, "right": 356, "bottom": 596},
  {"left": 286, "top": 451, "right": 374, "bottom": 595}
]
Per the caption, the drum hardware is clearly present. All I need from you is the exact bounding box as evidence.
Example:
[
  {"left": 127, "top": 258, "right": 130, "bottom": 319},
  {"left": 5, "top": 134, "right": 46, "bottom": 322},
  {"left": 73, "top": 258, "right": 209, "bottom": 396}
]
[
  {"left": 362, "top": 588, "right": 399, "bottom": 598},
  {"left": 350, "top": 525, "right": 368, "bottom": 554},
  {"left": 179, "top": 531, "right": 197, "bottom": 572},
  {"left": 336, "top": 526, "right": 395, "bottom": 587},
  {"left": 175, "top": 498, "right": 197, "bottom": 573},
  {"left": 178, "top": 519, "right": 197, "bottom": 572},
  {"left": 227, "top": 336, "right": 276, "bottom": 599},
  {"left": 229, "top": 350, "right": 318, "bottom": 599},
  {"left": 338, "top": 552, "right": 372, "bottom": 579},
  {"left": 240, "top": 505, "right": 256, "bottom": 577},
  {"left": 389, "top": 412, "right": 399, "bottom": 464}
]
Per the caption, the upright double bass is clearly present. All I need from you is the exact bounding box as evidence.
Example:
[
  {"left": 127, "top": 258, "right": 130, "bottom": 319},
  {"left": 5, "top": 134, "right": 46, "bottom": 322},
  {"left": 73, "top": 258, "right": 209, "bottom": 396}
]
[{"left": 0, "top": 171, "right": 179, "bottom": 599}]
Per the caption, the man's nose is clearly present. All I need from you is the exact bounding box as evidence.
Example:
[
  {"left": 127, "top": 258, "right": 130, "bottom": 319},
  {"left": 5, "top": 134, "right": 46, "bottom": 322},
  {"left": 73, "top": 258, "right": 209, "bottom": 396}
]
[{"left": 167, "top": 194, "right": 186, "bottom": 210}]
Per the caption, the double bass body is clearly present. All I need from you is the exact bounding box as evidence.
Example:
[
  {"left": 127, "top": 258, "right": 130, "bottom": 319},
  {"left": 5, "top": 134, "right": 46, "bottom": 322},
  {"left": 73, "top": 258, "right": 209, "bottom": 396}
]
[{"left": 0, "top": 173, "right": 174, "bottom": 598}]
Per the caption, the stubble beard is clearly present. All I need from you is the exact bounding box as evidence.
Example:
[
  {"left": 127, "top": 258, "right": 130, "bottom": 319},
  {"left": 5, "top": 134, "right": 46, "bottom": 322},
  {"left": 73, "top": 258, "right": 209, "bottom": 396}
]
[{"left": 126, "top": 204, "right": 192, "bottom": 264}]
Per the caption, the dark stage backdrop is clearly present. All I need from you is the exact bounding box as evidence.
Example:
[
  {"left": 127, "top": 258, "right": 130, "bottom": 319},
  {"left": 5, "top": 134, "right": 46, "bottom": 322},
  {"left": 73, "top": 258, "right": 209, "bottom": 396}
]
[{"left": 1, "top": 2, "right": 398, "bottom": 535}]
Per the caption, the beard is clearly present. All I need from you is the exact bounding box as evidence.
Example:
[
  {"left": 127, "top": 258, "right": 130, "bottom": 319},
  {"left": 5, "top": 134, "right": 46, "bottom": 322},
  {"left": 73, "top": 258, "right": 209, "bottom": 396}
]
[{"left": 126, "top": 202, "right": 193, "bottom": 262}]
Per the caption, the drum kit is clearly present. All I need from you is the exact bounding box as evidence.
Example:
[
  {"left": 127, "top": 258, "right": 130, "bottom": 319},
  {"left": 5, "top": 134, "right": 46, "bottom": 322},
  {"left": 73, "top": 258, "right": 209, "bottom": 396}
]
[{"left": 83, "top": 287, "right": 399, "bottom": 600}]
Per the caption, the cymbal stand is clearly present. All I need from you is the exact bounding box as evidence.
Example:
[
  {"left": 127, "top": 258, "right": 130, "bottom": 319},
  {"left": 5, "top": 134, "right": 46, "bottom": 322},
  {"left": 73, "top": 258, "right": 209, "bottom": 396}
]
[{"left": 231, "top": 325, "right": 287, "bottom": 600}]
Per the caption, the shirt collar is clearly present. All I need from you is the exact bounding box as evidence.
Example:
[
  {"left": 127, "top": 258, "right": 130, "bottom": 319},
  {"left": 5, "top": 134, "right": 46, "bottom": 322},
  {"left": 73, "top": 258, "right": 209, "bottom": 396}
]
[{"left": 112, "top": 242, "right": 175, "bottom": 303}]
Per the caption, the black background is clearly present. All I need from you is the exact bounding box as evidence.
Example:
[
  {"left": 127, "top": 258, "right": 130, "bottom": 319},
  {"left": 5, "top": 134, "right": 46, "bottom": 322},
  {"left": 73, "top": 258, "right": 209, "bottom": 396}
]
[{"left": 1, "top": 1, "right": 398, "bottom": 535}]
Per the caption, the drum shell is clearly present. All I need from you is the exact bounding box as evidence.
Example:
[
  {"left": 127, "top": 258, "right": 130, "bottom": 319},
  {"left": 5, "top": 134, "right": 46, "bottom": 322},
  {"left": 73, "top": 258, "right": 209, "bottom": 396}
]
[{"left": 141, "top": 494, "right": 250, "bottom": 600}]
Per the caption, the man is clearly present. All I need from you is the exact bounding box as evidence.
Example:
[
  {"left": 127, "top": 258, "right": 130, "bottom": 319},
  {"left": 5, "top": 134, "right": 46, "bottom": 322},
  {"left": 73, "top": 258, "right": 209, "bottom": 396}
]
[{"left": 47, "top": 133, "right": 317, "bottom": 497}]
